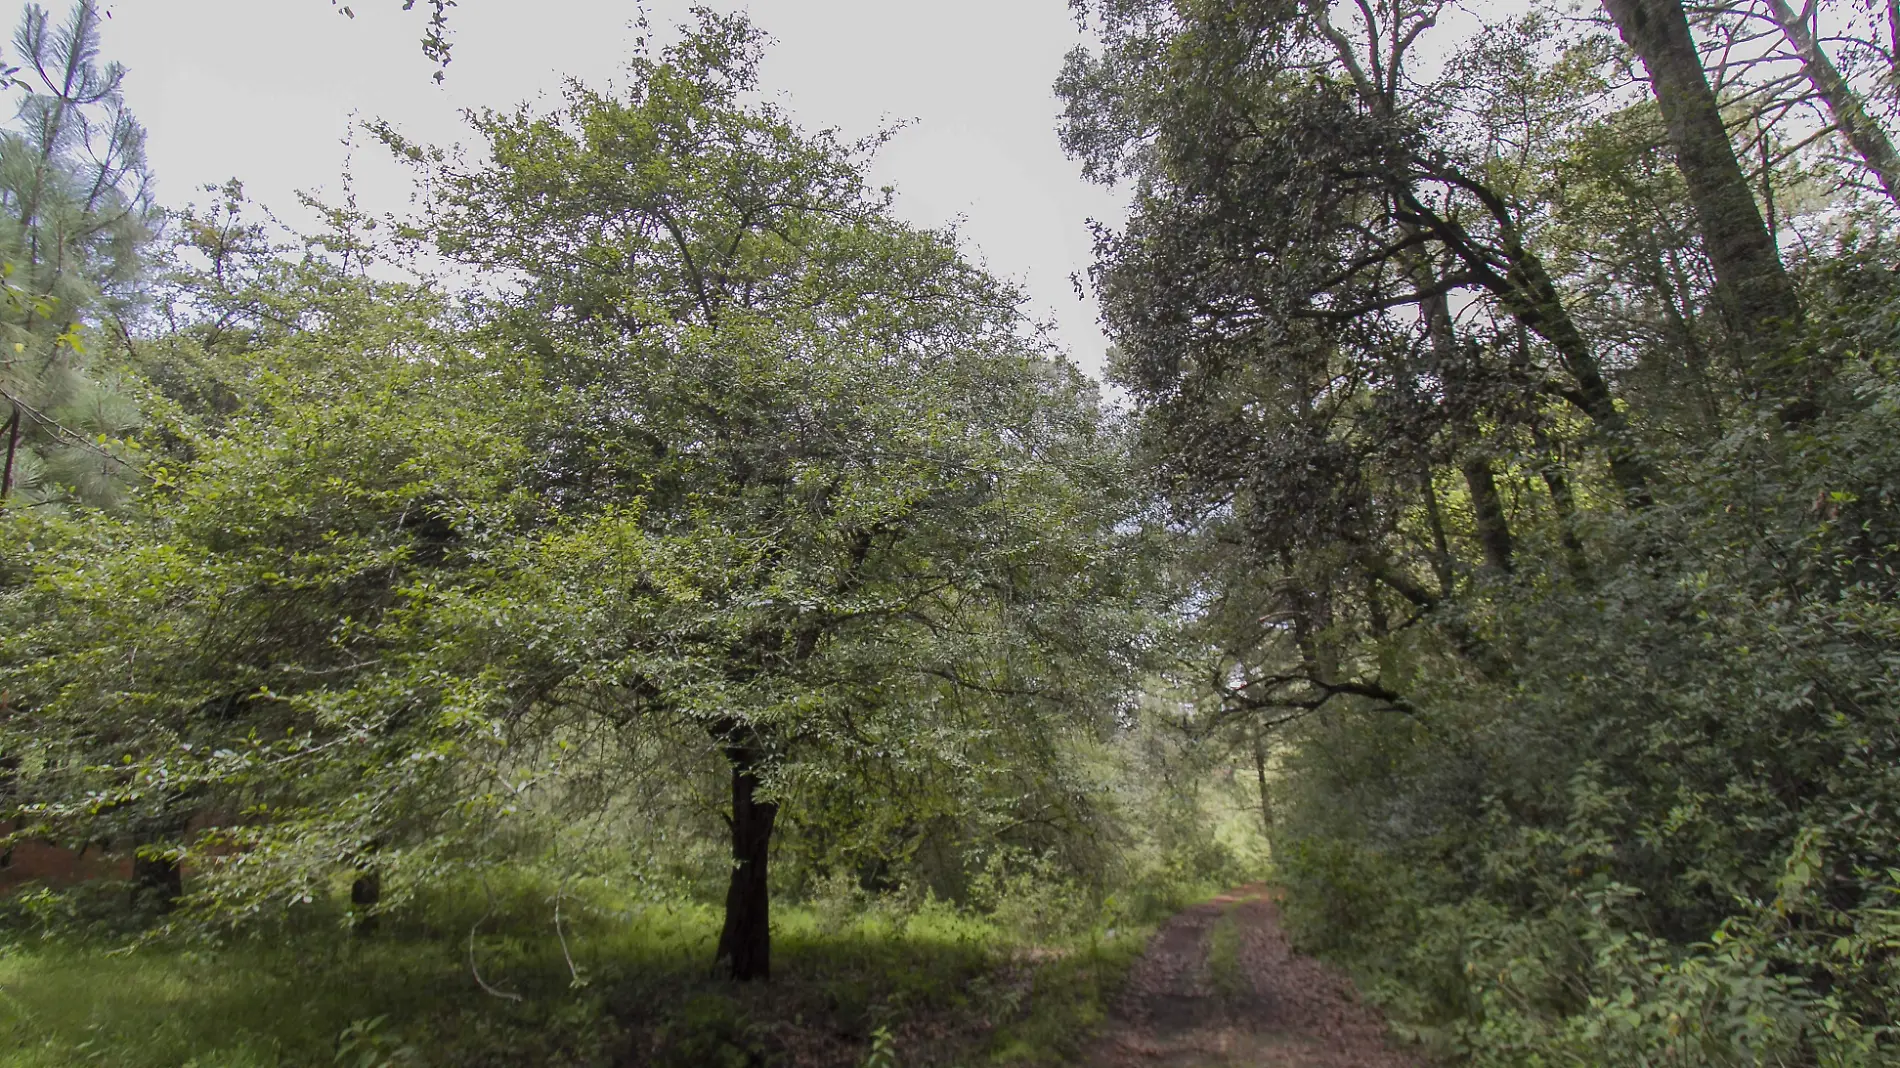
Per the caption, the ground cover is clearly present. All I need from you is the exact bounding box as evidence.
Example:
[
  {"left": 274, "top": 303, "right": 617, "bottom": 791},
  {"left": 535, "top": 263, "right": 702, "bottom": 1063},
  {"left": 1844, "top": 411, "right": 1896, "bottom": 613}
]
[{"left": 0, "top": 877, "right": 1157, "bottom": 1068}]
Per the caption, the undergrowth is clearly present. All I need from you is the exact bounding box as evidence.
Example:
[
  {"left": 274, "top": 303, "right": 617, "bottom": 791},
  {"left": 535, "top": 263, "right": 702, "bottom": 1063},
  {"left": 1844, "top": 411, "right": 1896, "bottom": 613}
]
[{"left": 0, "top": 869, "right": 1190, "bottom": 1068}]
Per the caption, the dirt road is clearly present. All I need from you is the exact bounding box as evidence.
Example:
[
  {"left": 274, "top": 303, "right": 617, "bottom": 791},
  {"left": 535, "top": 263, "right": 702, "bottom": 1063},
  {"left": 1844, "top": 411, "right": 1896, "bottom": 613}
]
[{"left": 1083, "top": 885, "right": 1424, "bottom": 1067}]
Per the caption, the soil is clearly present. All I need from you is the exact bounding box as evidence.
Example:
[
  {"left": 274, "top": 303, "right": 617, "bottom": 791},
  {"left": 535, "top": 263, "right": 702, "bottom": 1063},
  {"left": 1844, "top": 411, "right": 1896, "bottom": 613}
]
[{"left": 1084, "top": 885, "right": 1425, "bottom": 1068}]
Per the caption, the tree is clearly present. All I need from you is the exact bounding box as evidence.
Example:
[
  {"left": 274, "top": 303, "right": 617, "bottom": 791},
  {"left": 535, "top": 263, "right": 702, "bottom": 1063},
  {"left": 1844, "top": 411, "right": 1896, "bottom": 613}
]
[
  {"left": 1598, "top": 0, "right": 1806, "bottom": 364},
  {"left": 376, "top": 11, "right": 1152, "bottom": 977},
  {"left": 6, "top": 11, "right": 1156, "bottom": 982},
  {"left": 0, "top": 0, "right": 153, "bottom": 506},
  {"left": 1062, "top": 0, "right": 1900, "bottom": 1056}
]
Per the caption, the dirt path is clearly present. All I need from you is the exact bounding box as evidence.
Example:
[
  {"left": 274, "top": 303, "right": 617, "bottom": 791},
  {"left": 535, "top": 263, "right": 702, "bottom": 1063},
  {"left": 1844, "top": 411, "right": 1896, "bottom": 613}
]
[{"left": 1083, "top": 885, "right": 1424, "bottom": 1068}]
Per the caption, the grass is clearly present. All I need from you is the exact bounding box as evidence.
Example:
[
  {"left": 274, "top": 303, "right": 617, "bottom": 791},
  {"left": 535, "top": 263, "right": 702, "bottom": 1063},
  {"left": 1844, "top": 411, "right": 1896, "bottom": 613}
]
[
  {"left": 0, "top": 875, "right": 1160, "bottom": 1068},
  {"left": 1204, "top": 907, "right": 1247, "bottom": 1003}
]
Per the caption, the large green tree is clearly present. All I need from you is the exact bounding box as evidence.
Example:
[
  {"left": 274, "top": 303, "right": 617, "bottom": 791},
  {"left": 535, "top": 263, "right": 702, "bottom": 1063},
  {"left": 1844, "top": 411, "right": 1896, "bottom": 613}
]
[
  {"left": 378, "top": 12, "right": 1151, "bottom": 977},
  {"left": 5, "top": 12, "right": 1155, "bottom": 982}
]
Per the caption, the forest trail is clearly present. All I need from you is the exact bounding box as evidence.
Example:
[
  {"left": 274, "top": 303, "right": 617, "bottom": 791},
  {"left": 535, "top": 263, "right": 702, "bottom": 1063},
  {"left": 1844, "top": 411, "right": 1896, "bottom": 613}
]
[{"left": 1082, "top": 886, "right": 1423, "bottom": 1068}]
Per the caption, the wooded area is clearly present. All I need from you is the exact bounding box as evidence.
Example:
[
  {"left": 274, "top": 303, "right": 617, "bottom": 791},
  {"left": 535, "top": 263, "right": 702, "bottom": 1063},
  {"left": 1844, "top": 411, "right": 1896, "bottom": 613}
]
[{"left": 3, "top": 0, "right": 1899, "bottom": 1063}]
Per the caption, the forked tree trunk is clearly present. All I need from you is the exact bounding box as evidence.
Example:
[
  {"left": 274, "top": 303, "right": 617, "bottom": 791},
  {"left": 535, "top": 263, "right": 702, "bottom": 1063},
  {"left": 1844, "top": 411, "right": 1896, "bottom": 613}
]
[{"left": 714, "top": 726, "right": 778, "bottom": 982}]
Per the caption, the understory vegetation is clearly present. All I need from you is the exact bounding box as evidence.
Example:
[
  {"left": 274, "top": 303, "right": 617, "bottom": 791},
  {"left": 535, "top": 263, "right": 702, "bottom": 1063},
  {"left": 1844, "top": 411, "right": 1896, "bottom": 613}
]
[
  {"left": 0, "top": 867, "right": 1187, "bottom": 1067},
  {"left": 6, "top": 0, "right": 1900, "bottom": 1063}
]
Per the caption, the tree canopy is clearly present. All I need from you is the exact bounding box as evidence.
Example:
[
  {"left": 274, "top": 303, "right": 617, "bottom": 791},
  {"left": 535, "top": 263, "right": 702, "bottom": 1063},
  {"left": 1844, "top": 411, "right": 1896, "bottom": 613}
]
[{"left": 5, "top": 0, "right": 1900, "bottom": 1063}]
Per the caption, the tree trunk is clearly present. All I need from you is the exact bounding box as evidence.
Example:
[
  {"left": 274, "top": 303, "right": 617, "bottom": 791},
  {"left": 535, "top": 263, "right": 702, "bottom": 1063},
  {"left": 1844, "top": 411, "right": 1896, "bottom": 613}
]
[
  {"left": 2, "top": 404, "right": 20, "bottom": 500},
  {"left": 1530, "top": 423, "right": 1589, "bottom": 576},
  {"left": 1251, "top": 726, "right": 1274, "bottom": 848},
  {"left": 714, "top": 726, "right": 778, "bottom": 982},
  {"left": 0, "top": 752, "right": 17, "bottom": 870},
  {"left": 1462, "top": 456, "right": 1515, "bottom": 575},
  {"left": 1419, "top": 469, "right": 1456, "bottom": 597},
  {"left": 1764, "top": 0, "right": 1900, "bottom": 206},
  {"left": 1599, "top": 0, "right": 1803, "bottom": 353},
  {"left": 351, "top": 868, "right": 382, "bottom": 934},
  {"left": 130, "top": 841, "right": 182, "bottom": 912}
]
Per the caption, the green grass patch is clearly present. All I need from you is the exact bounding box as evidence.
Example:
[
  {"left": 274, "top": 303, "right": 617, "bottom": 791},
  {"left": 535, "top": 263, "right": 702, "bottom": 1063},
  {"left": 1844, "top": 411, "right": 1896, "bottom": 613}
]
[
  {"left": 1204, "top": 907, "right": 1246, "bottom": 1003},
  {"left": 0, "top": 878, "right": 1155, "bottom": 1068}
]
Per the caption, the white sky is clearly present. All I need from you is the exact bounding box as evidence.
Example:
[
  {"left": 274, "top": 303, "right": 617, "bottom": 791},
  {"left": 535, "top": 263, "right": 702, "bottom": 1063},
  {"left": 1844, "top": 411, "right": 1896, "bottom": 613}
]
[{"left": 87, "top": 0, "right": 1127, "bottom": 376}]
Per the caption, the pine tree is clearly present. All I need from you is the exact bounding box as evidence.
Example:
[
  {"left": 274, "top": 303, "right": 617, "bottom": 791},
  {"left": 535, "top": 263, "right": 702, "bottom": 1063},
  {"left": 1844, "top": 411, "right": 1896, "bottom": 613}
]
[{"left": 0, "top": 0, "right": 153, "bottom": 506}]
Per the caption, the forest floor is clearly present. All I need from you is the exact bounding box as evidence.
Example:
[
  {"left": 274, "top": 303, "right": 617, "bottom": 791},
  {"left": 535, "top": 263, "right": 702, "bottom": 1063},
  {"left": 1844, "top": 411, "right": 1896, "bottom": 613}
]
[{"left": 1084, "top": 885, "right": 1423, "bottom": 1068}]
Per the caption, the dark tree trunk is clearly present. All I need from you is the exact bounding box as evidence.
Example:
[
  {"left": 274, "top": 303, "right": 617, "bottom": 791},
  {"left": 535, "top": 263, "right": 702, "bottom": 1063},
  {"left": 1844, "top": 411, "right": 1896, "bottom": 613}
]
[
  {"left": 714, "top": 726, "right": 778, "bottom": 982},
  {"left": 2, "top": 404, "right": 20, "bottom": 500},
  {"left": 351, "top": 868, "right": 382, "bottom": 934},
  {"left": 350, "top": 837, "right": 383, "bottom": 934},
  {"left": 0, "top": 752, "right": 17, "bottom": 869},
  {"left": 131, "top": 842, "right": 182, "bottom": 912},
  {"left": 1419, "top": 469, "right": 1455, "bottom": 597},
  {"left": 1599, "top": 0, "right": 1803, "bottom": 355},
  {"left": 1492, "top": 246, "right": 1655, "bottom": 502},
  {"left": 1251, "top": 726, "right": 1274, "bottom": 846}
]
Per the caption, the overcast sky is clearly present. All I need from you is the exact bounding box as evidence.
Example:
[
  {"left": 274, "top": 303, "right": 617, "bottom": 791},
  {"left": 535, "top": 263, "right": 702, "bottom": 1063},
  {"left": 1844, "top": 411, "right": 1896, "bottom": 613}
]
[{"left": 89, "top": 1, "right": 1128, "bottom": 376}]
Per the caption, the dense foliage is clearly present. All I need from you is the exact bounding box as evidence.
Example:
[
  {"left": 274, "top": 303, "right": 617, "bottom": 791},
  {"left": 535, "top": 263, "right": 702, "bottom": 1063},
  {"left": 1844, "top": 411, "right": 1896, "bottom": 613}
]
[
  {"left": 1062, "top": 0, "right": 1900, "bottom": 1061},
  {"left": 0, "top": 4, "right": 1204, "bottom": 1000},
  {"left": 6, "top": 0, "right": 1900, "bottom": 1064}
]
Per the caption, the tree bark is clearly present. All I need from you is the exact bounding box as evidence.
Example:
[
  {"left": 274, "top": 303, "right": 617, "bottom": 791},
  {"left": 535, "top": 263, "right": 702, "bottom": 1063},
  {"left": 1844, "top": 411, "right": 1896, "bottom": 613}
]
[
  {"left": 1462, "top": 457, "right": 1515, "bottom": 575},
  {"left": 1530, "top": 423, "right": 1590, "bottom": 576},
  {"left": 2, "top": 405, "right": 19, "bottom": 500},
  {"left": 714, "top": 725, "right": 778, "bottom": 982},
  {"left": 1600, "top": 0, "right": 1803, "bottom": 353},
  {"left": 1763, "top": 0, "right": 1900, "bottom": 207}
]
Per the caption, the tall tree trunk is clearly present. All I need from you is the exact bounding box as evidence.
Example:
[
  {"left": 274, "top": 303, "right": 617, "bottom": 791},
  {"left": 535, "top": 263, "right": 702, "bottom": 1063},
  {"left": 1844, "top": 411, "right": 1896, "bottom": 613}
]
[
  {"left": 1419, "top": 469, "right": 1456, "bottom": 597},
  {"left": 714, "top": 724, "right": 777, "bottom": 982},
  {"left": 1421, "top": 283, "right": 1519, "bottom": 572},
  {"left": 1888, "top": 0, "right": 1900, "bottom": 77},
  {"left": 2, "top": 404, "right": 20, "bottom": 500},
  {"left": 1600, "top": 0, "right": 1804, "bottom": 353},
  {"left": 1529, "top": 422, "right": 1589, "bottom": 576},
  {"left": 1462, "top": 457, "right": 1515, "bottom": 575},
  {"left": 1251, "top": 725, "right": 1274, "bottom": 848},
  {"left": 1763, "top": 0, "right": 1900, "bottom": 206}
]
